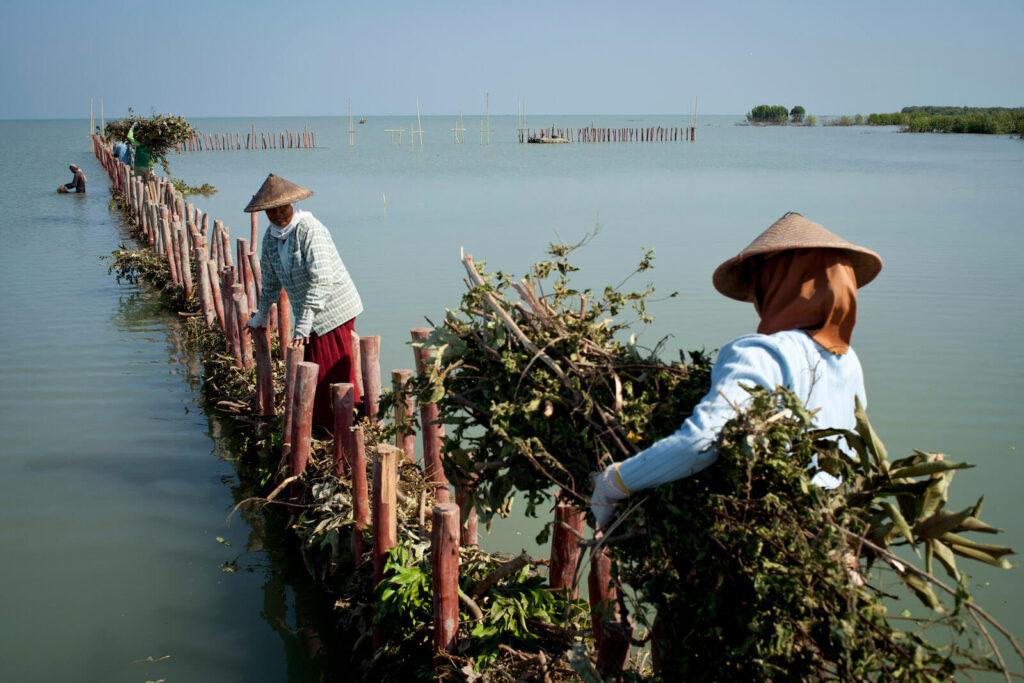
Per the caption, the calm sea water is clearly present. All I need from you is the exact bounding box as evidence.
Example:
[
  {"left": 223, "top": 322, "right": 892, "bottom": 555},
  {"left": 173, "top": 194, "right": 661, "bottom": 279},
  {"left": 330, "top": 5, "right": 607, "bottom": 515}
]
[{"left": 1, "top": 115, "right": 1021, "bottom": 680}]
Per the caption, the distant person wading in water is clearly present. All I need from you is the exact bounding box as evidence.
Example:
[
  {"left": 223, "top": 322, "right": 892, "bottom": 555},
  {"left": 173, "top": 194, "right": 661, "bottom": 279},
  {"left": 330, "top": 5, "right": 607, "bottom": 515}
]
[
  {"left": 244, "top": 174, "right": 364, "bottom": 429},
  {"left": 58, "top": 164, "right": 86, "bottom": 193}
]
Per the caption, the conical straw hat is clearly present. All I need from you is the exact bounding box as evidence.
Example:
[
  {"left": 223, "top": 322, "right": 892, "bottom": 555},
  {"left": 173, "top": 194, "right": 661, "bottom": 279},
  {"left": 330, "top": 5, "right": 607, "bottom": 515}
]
[
  {"left": 712, "top": 212, "right": 883, "bottom": 302},
  {"left": 243, "top": 174, "right": 313, "bottom": 212}
]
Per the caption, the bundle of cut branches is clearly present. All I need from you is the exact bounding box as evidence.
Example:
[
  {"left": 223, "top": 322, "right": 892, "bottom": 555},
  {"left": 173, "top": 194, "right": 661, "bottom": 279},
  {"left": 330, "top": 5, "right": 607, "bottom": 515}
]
[{"left": 412, "top": 238, "right": 1020, "bottom": 680}]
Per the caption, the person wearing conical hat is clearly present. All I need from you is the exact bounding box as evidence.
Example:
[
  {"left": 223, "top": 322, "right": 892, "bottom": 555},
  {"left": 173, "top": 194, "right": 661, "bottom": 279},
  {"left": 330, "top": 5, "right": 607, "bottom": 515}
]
[
  {"left": 245, "top": 174, "right": 363, "bottom": 426},
  {"left": 590, "top": 212, "right": 882, "bottom": 529}
]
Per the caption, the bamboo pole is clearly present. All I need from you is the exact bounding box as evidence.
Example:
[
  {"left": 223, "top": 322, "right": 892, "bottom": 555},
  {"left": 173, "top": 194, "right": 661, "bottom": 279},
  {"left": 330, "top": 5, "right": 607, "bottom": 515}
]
[
  {"left": 411, "top": 327, "right": 449, "bottom": 503},
  {"left": 195, "top": 251, "right": 216, "bottom": 327},
  {"left": 177, "top": 223, "right": 193, "bottom": 300},
  {"left": 252, "top": 324, "right": 275, "bottom": 417},
  {"left": 432, "top": 502, "right": 461, "bottom": 672},
  {"left": 550, "top": 500, "right": 585, "bottom": 598},
  {"left": 223, "top": 270, "right": 243, "bottom": 367},
  {"left": 455, "top": 484, "right": 479, "bottom": 547},
  {"left": 206, "top": 259, "right": 226, "bottom": 331},
  {"left": 277, "top": 289, "right": 291, "bottom": 360},
  {"left": 331, "top": 383, "right": 355, "bottom": 476},
  {"left": 372, "top": 444, "right": 401, "bottom": 648},
  {"left": 289, "top": 361, "right": 319, "bottom": 500},
  {"left": 590, "top": 547, "right": 632, "bottom": 673},
  {"left": 247, "top": 250, "right": 262, "bottom": 303},
  {"left": 351, "top": 426, "right": 371, "bottom": 560},
  {"left": 282, "top": 346, "right": 302, "bottom": 464},
  {"left": 232, "top": 287, "right": 254, "bottom": 369},
  {"left": 391, "top": 369, "right": 415, "bottom": 462},
  {"left": 359, "top": 335, "right": 382, "bottom": 422}
]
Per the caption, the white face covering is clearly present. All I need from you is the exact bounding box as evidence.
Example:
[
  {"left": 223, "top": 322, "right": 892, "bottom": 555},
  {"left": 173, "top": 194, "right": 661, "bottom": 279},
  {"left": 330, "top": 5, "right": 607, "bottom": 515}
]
[{"left": 269, "top": 208, "right": 306, "bottom": 240}]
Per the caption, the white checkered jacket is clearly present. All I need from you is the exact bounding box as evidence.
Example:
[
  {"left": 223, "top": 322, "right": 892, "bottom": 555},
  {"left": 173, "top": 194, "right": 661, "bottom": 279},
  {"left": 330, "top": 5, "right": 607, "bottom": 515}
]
[{"left": 254, "top": 213, "right": 362, "bottom": 338}]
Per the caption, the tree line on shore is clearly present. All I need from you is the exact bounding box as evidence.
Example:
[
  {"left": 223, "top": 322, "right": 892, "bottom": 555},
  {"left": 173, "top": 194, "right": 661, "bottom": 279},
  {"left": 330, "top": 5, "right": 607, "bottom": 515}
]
[{"left": 747, "top": 103, "right": 1024, "bottom": 136}]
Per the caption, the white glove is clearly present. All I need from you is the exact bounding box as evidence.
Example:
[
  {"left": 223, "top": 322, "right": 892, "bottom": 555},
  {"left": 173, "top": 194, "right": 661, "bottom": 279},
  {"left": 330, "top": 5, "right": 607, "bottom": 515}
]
[{"left": 590, "top": 463, "right": 631, "bottom": 530}]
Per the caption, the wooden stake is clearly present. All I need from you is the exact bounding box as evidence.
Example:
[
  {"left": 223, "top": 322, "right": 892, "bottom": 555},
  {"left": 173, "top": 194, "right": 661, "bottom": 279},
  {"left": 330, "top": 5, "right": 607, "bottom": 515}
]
[
  {"left": 351, "top": 426, "right": 370, "bottom": 560},
  {"left": 550, "top": 500, "right": 585, "bottom": 598},
  {"left": 252, "top": 324, "right": 275, "bottom": 416},
  {"left": 282, "top": 345, "right": 302, "bottom": 464},
  {"left": 432, "top": 502, "right": 461, "bottom": 671},
  {"left": 331, "top": 383, "right": 355, "bottom": 476},
  {"left": 411, "top": 327, "right": 449, "bottom": 503},
  {"left": 372, "top": 444, "right": 401, "bottom": 647},
  {"left": 391, "top": 369, "right": 415, "bottom": 461},
  {"left": 359, "top": 335, "right": 382, "bottom": 422},
  {"left": 590, "top": 546, "right": 632, "bottom": 674},
  {"left": 289, "top": 361, "right": 319, "bottom": 499}
]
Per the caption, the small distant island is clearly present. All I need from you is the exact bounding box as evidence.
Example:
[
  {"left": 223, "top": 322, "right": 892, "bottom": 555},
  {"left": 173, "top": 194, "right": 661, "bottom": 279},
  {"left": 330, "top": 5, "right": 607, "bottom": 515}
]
[
  {"left": 745, "top": 104, "right": 1024, "bottom": 137},
  {"left": 746, "top": 104, "right": 817, "bottom": 126}
]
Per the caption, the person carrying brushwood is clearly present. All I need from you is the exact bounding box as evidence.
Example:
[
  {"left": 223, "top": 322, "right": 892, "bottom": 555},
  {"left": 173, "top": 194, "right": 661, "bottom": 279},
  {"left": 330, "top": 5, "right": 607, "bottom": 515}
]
[
  {"left": 127, "top": 124, "right": 153, "bottom": 179},
  {"left": 58, "top": 164, "right": 86, "bottom": 193},
  {"left": 244, "top": 174, "right": 363, "bottom": 428},
  {"left": 590, "top": 212, "right": 883, "bottom": 528}
]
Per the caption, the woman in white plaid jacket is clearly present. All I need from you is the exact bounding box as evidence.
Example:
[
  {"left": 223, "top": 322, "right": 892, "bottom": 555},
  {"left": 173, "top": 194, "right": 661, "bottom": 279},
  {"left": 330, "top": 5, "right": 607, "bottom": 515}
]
[{"left": 245, "top": 174, "right": 363, "bottom": 427}]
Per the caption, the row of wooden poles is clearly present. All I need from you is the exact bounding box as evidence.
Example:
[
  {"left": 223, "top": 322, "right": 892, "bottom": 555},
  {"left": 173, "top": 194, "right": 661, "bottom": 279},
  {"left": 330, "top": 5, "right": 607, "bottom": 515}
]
[
  {"left": 90, "top": 135, "right": 631, "bottom": 676},
  {"left": 520, "top": 124, "right": 696, "bottom": 143},
  {"left": 174, "top": 124, "right": 316, "bottom": 153}
]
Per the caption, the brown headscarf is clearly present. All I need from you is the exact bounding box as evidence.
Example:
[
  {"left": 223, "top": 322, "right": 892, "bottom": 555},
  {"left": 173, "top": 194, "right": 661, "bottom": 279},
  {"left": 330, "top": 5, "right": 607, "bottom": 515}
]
[{"left": 754, "top": 248, "right": 857, "bottom": 355}]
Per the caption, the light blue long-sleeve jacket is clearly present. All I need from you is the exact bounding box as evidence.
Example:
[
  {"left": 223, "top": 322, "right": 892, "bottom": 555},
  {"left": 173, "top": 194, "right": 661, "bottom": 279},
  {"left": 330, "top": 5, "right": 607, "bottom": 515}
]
[{"left": 617, "top": 329, "right": 866, "bottom": 492}]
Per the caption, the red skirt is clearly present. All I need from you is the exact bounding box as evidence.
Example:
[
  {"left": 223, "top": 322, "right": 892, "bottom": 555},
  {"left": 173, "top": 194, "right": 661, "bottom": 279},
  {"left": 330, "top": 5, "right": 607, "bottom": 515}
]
[{"left": 305, "top": 318, "right": 360, "bottom": 428}]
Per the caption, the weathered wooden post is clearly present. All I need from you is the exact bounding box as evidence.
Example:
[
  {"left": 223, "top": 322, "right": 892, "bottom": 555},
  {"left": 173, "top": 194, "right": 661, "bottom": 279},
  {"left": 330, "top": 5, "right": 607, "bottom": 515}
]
[
  {"left": 391, "top": 369, "right": 416, "bottom": 462},
  {"left": 206, "top": 259, "right": 227, "bottom": 331},
  {"left": 455, "top": 484, "right": 479, "bottom": 547},
  {"left": 359, "top": 335, "right": 382, "bottom": 422},
  {"left": 351, "top": 426, "right": 371, "bottom": 560},
  {"left": 195, "top": 250, "right": 217, "bottom": 327},
  {"left": 232, "top": 288, "right": 254, "bottom": 369},
  {"left": 282, "top": 346, "right": 302, "bottom": 463},
  {"left": 177, "top": 224, "right": 193, "bottom": 300},
  {"left": 589, "top": 546, "right": 632, "bottom": 674},
  {"left": 432, "top": 502, "right": 461, "bottom": 673},
  {"left": 549, "top": 500, "right": 585, "bottom": 598},
  {"left": 223, "top": 270, "right": 243, "bottom": 368},
  {"left": 247, "top": 250, "right": 262, "bottom": 302},
  {"left": 351, "top": 331, "right": 363, "bottom": 397},
  {"left": 277, "top": 289, "right": 291, "bottom": 360},
  {"left": 289, "top": 361, "right": 319, "bottom": 500},
  {"left": 331, "top": 383, "right": 355, "bottom": 476},
  {"left": 410, "top": 327, "right": 449, "bottom": 503},
  {"left": 252, "top": 324, "right": 275, "bottom": 417},
  {"left": 372, "top": 444, "right": 401, "bottom": 648}
]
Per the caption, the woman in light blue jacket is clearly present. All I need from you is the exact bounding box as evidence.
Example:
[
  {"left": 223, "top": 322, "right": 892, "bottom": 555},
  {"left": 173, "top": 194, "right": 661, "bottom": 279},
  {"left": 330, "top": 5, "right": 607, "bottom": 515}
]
[{"left": 590, "top": 212, "right": 883, "bottom": 528}]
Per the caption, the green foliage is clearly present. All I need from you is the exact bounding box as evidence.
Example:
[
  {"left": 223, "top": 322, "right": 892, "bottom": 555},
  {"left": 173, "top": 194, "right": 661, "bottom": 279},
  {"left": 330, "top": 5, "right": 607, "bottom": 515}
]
[
  {"left": 170, "top": 177, "right": 217, "bottom": 197},
  {"left": 790, "top": 105, "right": 805, "bottom": 123},
  {"left": 747, "top": 104, "right": 790, "bottom": 124},
  {"left": 104, "top": 109, "right": 198, "bottom": 175},
  {"left": 372, "top": 540, "right": 589, "bottom": 678},
  {"left": 805, "top": 115, "right": 818, "bottom": 127},
  {"left": 413, "top": 235, "right": 710, "bottom": 523},
  {"left": 615, "top": 386, "right": 1017, "bottom": 680},
  {"left": 866, "top": 107, "right": 1024, "bottom": 135},
  {"left": 415, "top": 241, "right": 1020, "bottom": 679}
]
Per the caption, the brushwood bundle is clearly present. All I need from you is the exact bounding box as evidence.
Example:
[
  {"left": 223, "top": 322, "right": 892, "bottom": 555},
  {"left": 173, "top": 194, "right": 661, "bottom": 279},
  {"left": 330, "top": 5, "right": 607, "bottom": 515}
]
[
  {"left": 413, "top": 238, "right": 1021, "bottom": 679},
  {"left": 104, "top": 109, "right": 197, "bottom": 175}
]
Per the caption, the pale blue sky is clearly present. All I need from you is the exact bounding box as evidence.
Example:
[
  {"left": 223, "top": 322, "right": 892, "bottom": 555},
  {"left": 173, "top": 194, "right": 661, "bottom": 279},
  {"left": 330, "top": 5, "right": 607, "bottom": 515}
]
[{"left": 2, "top": 0, "right": 1020, "bottom": 119}]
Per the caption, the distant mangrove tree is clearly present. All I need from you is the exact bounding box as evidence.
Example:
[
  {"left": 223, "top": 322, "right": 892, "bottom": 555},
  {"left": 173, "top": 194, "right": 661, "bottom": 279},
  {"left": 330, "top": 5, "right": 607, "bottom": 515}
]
[{"left": 868, "top": 107, "right": 1024, "bottom": 136}]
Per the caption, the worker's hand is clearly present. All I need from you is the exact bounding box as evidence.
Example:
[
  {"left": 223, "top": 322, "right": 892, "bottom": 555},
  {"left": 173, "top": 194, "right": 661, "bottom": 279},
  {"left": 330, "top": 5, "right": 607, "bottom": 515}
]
[
  {"left": 288, "top": 336, "right": 308, "bottom": 350},
  {"left": 590, "top": 463, "right": 630, "bottom": 530}
]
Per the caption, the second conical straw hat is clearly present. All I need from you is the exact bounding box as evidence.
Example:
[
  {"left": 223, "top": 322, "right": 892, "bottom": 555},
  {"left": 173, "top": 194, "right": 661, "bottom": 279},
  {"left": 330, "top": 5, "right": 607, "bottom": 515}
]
[
  {"left": 243, "top": 174, "right": 313, "bottom": 212},
  {"left": 712, "top": 212, "right": 883, "bottom": 302}
]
